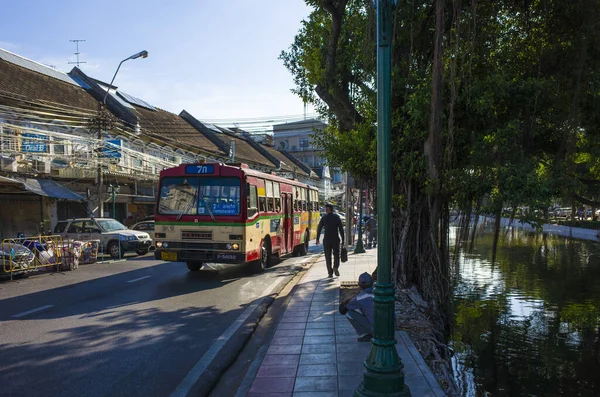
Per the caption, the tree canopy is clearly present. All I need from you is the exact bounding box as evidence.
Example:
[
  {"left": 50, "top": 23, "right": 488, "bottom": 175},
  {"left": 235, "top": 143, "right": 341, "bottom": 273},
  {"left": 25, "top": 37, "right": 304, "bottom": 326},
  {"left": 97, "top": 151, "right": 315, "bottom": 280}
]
[{"left": 281, "top": 0, "right": 600, "bottom": 309}]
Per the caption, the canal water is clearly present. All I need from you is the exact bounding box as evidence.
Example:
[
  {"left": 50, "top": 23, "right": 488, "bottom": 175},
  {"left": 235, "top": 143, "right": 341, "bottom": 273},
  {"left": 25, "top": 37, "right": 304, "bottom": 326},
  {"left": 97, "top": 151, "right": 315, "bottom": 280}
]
[{"left": 450, "top": 224, "right": 600, "bottom": 396}]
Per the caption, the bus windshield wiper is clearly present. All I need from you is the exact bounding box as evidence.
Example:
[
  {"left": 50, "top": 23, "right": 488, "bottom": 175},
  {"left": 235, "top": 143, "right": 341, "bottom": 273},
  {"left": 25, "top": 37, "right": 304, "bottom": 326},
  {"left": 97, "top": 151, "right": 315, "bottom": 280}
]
[
  {"left": 201, "top": 196, "right": 216, "bottom": 222},
  {"left": 177, "top": 188, "right": 197, "bottom": 221}
]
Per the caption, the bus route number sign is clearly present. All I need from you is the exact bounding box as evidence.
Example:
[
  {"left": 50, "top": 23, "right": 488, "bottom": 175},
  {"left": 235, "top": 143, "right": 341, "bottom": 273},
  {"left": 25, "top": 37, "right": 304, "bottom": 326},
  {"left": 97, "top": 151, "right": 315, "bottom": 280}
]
[{"left": 185, "top": 165, "right": 215, "bottom": 174}]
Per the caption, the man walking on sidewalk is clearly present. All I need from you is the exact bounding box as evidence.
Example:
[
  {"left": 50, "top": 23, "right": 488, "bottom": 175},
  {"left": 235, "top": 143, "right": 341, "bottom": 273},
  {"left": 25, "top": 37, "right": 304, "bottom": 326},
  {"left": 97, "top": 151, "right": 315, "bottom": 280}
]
[
  {"left": 316, "top": 203, "right": 345, "bottom": 278},
  {"left": 339, "top": 272, "right": 374, "bottom": 341},
  {"left": 365, "top": 214, "right": 377, "bottom": 249}
]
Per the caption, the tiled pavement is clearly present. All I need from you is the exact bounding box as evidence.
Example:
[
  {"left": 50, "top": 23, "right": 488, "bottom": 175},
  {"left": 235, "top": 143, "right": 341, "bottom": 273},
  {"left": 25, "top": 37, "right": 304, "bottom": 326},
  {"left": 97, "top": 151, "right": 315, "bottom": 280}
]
[{"left": 245, "top": 249, "right": 445, "bottom": 397}]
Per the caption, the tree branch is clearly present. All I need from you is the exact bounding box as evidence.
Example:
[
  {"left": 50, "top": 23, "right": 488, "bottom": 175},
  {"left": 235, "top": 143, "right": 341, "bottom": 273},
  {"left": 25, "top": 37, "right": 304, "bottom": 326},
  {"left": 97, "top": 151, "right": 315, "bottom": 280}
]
[{"left": 316, "top": 0, "right": 364, "bottom": 132}]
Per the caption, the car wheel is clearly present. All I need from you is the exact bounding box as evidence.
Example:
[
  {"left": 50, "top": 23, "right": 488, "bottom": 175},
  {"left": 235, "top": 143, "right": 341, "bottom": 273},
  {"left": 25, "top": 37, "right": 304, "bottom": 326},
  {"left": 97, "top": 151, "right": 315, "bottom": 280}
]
[
  {"left": 136, "top": 248, "right": 149, "bottom": 256},
  {"left": 186, "top": 261, "right": 202, "bottom": 271},
  {"left": 108, "top": 241, "right": 122, "bottom": 259}
]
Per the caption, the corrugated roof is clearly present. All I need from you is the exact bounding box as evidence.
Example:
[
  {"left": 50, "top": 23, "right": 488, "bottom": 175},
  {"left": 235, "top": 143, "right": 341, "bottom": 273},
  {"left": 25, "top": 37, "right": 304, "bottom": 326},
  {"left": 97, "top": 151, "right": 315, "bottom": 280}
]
[
  {"left": 133, "top": 105, "right": 223, "bottom": 156},
  {"left": 0, "top": 58, "right": 100, "bottom": 112},
  {"left": 261, "top": 146, "right": 309, "bottom": 176},
  {"left": 0, "top": 48, "right": 81, "bottom": 87}
]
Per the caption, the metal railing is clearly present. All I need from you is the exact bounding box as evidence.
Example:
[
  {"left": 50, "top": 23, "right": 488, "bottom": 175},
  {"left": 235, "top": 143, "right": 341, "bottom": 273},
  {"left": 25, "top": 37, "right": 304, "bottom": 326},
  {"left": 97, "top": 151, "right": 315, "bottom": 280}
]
[{"left": 0, "top": 235, "right": 92, "bottom": 278}]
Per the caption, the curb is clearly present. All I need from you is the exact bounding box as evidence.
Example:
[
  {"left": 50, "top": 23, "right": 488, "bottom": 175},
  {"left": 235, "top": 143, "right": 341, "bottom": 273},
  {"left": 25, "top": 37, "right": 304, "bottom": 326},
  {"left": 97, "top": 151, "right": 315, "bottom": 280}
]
[{"left": 175, "top": 254, "right": 322, "bottom": 397}]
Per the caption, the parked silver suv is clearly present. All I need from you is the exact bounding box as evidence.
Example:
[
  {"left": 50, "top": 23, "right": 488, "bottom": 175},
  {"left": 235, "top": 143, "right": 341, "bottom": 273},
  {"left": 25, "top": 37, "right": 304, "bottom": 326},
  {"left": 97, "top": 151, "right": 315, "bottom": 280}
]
[{"left": 54, "top": 218, "right": 152, "bottom": 259}]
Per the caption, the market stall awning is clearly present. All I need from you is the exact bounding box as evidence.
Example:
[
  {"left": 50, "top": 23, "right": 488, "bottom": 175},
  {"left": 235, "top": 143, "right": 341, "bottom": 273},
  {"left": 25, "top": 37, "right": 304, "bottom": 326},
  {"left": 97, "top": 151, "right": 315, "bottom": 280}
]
[{"left": 0, "top": 176, "right": 84, "bottom": 201}]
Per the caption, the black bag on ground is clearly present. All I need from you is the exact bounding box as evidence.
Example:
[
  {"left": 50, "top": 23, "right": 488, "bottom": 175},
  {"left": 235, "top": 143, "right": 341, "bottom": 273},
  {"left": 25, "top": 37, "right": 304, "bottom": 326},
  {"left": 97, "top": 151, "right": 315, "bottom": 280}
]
[{"left": 341, "top": 246, "right": 348, "bottom": 263}]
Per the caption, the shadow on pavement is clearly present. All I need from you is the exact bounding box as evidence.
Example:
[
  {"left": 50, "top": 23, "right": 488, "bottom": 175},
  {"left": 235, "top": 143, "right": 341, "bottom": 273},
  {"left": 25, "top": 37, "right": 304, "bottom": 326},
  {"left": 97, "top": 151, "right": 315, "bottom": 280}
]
[{"left": 0, "top": 303, "right": 232, "bottom": 397}]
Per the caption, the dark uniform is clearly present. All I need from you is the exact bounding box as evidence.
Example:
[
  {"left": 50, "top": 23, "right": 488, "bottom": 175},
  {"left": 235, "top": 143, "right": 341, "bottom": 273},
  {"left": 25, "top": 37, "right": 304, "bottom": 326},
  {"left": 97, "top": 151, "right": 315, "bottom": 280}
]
[{"left": 317, "top": 213, "right": 345, "bottom": 276}]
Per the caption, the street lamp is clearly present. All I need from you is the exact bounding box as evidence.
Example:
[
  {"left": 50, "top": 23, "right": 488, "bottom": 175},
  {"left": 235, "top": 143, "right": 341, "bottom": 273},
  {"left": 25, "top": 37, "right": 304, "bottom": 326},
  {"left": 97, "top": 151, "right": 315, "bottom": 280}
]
[
  {"left": 102, "top": 50, "right": 149, "bottom": 105},
  {"left": 355, "top": 0, "right": 410, "bottom": 396},
  {"left": 97, "top": 50, "right": 149, "bottom": 217}
]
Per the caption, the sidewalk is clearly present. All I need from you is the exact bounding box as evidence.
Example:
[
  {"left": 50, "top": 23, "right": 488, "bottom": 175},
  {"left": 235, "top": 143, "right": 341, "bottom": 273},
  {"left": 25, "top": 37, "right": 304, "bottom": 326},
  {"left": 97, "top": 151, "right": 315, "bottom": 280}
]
[{"left": 244, "top": 249, "right": 445, "bottom": 397}]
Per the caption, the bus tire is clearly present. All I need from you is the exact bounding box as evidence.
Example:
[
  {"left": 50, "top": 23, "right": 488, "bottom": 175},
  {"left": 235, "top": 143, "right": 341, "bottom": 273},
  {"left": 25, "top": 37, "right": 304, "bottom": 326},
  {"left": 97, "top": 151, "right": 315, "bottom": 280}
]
[
  {"left": 296, "top": 232, "right": 308, "bottom": 256},
  {"left": 256, "top": 240, "right": 271, "bottom": 272},
  {"left": 186, "top": 262, "right": 202, "bottom": 271}
]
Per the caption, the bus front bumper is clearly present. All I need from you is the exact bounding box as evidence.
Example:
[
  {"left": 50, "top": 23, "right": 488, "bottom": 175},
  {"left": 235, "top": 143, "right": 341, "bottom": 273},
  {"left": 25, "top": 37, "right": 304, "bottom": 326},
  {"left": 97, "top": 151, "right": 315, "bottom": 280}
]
[{"left": 154, "top": 249, "right": 246, "bottom": 264}]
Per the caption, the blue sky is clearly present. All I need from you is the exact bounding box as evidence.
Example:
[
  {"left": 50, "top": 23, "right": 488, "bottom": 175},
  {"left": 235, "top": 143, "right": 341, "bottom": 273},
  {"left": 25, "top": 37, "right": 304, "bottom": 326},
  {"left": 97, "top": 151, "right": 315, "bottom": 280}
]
[{"left": 1, "top": 0, "right": 313, "bottom": 120}]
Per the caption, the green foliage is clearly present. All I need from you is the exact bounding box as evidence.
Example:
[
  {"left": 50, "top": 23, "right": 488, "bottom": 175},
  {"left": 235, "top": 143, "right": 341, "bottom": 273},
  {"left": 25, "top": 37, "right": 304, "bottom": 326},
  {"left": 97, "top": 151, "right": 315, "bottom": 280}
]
[{"left": 282, "top": 0, "right": 600, "bottom": 215}]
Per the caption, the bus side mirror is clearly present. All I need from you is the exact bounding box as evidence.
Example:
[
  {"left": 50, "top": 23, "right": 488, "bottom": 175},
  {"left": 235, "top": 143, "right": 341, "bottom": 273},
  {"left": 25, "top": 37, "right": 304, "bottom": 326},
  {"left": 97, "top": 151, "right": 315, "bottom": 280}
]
[{"left": 245, "top": 183, "right": 250, "bottom": 196}]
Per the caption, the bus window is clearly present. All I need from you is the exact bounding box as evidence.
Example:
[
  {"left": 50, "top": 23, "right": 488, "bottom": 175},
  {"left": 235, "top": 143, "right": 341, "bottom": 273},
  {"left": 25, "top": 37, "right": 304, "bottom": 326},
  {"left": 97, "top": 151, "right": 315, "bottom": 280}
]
[
  {"left": 266, "top": 180, "right": 275, "bottom": 212},
  {"left": 247, "top": 184, "right": 258, "bottom": 218},
  {"left": 301, "top": 188, "right": 306, "bottom": 212},
  {"left": 259, "top": 197, "right": 267, "bottom": 213},
  {"left": 273, "top": 183, "right": 281, "bottom": 212}
]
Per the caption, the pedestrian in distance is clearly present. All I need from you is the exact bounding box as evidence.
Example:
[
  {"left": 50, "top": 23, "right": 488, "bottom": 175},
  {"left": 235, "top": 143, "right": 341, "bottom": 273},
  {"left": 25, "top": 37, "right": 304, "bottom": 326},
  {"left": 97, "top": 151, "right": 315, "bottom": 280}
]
[
  {"left": 316, "top": 203, "right": 345, "bottom": 278},
  {"left": 365, "top": 214, "right": 377, "bottom": 249},
  {"left": 339, "top": 272, "right": 374, "bottom": 342}
]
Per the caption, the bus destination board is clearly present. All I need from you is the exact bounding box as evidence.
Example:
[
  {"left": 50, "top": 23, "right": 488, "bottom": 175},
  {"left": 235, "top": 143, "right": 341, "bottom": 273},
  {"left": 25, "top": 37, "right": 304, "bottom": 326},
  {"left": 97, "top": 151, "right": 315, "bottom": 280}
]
[{"left": 185, "top": 164, "right": 215, "bottom": 174}]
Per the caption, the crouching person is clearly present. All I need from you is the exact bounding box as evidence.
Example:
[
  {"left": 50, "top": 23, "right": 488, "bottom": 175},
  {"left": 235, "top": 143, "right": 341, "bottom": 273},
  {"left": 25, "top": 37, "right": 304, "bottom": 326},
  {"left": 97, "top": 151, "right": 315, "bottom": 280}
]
[{"left": 339, "top": 272, "right": 374, "bottom": 342}]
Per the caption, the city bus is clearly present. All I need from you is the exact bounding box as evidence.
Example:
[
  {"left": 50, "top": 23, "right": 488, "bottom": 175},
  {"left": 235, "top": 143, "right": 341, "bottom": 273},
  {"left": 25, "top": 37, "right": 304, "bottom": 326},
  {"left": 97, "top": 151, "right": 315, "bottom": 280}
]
[{"left": 154, "top": 162, "right": 320, "bottom": 271}]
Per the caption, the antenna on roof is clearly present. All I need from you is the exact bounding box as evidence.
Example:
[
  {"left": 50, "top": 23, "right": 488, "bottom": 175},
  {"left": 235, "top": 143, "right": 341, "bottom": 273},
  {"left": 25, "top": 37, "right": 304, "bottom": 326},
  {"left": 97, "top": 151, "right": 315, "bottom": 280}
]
[{"left": 68, "top": 39, "right": 87, "bottom": 68}]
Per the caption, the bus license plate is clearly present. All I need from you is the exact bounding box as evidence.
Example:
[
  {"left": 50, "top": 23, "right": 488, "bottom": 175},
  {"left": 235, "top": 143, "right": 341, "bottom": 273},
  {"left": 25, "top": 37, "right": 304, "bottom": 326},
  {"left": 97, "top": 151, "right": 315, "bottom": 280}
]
[{"left": 161, "top": 252, "right": 177, "bottom": 261}]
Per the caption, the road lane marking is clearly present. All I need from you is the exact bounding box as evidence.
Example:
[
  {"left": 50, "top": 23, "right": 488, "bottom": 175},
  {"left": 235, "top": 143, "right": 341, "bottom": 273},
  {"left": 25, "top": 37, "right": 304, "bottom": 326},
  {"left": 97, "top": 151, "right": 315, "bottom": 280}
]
[
  {"left": 127, "top": 276, "right": 152, "bottom": 283},
  {"left": 12, "top": 305, "right": 54, "bottom": 319},
  {"left": 170, "top": 276, "right": 284, "bottom": 397}
]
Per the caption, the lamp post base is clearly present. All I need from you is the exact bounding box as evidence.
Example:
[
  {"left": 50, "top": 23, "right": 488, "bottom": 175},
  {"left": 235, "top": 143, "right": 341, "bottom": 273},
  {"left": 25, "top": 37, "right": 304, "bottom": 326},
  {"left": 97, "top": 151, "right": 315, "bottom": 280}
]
[
  {"left": 354, "top": 379, "right": 411, "bottom": 397},
  {"left": 354, "top": 235, "right": 366, "bottom": 254}
]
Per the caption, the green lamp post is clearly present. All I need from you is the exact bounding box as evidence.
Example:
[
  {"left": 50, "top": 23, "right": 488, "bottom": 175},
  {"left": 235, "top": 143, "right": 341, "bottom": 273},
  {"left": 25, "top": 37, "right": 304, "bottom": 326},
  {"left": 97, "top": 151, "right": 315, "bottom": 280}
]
[
  {"left": 108, "top": 183, "right": 120, "bottom": 219},
  {"left": 354, "top": 0, "right": 410, "bottom": 396},
  {"left": 355, "top": 186, "right": 366, "bottom": 254}
]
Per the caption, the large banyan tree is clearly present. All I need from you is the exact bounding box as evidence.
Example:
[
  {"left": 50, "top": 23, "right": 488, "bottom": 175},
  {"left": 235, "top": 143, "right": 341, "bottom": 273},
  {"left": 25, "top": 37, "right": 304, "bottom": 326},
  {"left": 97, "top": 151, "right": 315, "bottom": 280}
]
[{"left": 281, "top": 0, "right": 600, "bottom": 320}]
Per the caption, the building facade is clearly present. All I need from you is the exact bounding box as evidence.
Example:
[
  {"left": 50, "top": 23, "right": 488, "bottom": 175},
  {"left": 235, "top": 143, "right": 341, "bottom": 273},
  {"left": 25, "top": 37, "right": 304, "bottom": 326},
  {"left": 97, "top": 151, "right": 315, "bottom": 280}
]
[
  {"left": 272, "top": 119, "right": 344, "bottom": 202},
  {"left": 0, "top": 48, "right": 319, "bottom": 239}
]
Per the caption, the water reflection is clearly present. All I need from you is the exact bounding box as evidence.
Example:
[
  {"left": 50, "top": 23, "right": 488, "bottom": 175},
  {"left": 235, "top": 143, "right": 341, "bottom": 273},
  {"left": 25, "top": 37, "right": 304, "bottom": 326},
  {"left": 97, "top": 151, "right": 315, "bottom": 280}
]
[{"left": 451, "top": 225, "right": 600, "bottom": 396}]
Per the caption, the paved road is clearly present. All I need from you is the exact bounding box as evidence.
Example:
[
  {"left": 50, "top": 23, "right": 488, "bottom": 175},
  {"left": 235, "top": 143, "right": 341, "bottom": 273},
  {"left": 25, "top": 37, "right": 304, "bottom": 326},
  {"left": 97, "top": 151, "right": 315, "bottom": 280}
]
[{"left": 0, "top": 245, "right": 322, "bottom": 397}]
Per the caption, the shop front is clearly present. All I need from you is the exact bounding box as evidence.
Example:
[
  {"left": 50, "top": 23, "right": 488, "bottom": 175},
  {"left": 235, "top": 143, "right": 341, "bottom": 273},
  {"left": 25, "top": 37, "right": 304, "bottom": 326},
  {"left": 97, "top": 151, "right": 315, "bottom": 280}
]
[{"left": 0, "top": 176, "right": 84, "bottom": 239}]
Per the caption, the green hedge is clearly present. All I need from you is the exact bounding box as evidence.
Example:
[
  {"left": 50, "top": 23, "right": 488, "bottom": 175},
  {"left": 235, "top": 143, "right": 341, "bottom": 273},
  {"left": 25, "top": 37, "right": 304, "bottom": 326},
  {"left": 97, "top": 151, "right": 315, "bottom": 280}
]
[{"left": 556, "top": 220, "right": 600, "bottom": 230}]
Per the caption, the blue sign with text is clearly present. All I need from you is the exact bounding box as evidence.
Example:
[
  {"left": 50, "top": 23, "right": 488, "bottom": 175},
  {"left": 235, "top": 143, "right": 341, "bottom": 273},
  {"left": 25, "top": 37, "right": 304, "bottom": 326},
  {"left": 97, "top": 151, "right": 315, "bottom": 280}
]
[
  {"left": 103, "top": 139, "right": 122, "bottom": 159},
  {"left": 212, "top": 203, "right": 237, "bottom": 215},
  {"left": 185, "top": 164, "right": 215, "bottom": 174},
  {"left": 21, "top": 133, "right": 47, "bottom": 153}
]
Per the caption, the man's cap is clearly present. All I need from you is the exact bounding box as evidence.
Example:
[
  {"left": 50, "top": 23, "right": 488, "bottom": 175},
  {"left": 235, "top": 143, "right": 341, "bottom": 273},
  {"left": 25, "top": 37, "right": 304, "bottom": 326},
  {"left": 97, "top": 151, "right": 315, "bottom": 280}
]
[
  {"left": 358, "top": 272, "right": 373, "bottom": 287},
  {"left": 325, "top": 203, "right": 334, "bottom": 209}
]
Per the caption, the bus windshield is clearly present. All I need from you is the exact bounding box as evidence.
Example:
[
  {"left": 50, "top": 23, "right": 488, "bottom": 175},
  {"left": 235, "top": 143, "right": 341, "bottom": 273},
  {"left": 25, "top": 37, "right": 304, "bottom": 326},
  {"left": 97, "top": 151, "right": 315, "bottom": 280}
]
[{"left": 158, "top": 177, "right": 241, "bottom": 216}]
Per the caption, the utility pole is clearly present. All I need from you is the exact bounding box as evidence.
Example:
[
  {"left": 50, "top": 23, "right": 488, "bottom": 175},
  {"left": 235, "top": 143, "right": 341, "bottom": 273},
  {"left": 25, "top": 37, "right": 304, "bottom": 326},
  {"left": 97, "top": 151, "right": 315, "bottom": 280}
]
[
  {"left": 355, "top": 0, "right": 410, "bottom": 396},
  {"left": 68, "top": 39, "right": 87, "bottom": 68}
]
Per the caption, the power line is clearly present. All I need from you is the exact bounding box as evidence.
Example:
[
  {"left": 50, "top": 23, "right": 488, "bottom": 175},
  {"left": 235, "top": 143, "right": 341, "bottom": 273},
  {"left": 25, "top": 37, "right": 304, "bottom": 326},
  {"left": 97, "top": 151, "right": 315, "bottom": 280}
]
[{"left": 68, "top": 39, "right": 86, "bottom": 68}]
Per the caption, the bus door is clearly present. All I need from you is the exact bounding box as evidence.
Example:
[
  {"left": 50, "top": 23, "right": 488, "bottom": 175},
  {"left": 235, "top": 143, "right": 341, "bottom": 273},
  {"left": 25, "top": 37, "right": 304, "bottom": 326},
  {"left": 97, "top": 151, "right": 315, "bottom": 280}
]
[{"left": 283, "top": 193, "right": 294, "bottom": 254}]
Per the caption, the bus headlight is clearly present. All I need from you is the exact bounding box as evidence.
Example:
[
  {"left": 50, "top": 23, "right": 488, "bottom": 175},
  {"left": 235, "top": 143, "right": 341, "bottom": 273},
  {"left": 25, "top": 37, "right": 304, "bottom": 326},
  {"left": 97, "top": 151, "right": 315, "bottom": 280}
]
[
  {"left": 232, "top": 243, "right": 239, "bottom": 250},
  {"left": 156, "top": 242, "right": 163, "bottom": 248},
  {"left": 226, "top": 243, "right": 232, "bottom": 250},
  {"left": 163, "top": 242, "right": 169, "bottom": 248}
]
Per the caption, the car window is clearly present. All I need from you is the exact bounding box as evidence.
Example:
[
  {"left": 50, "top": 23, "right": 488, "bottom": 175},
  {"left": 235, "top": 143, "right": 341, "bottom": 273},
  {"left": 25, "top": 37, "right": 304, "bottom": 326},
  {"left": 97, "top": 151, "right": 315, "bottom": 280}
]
[
  {"left": 54, "top": 221, "right": 68, "bottom": 233},
  {"left": 67, "top": 221, "right": 84, "bottom": 233},
  {"left": 97, "top": 219, "right": 127, "bottom": 232},
  {"left": 134, "top": 223, "right": 150, "bottom": 231},
  {"left": 83, "top": 221, "right": 102, "bottom": 233}
]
